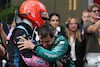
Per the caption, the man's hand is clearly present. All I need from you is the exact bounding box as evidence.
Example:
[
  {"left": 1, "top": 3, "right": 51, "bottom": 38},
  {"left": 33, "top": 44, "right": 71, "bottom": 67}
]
[{"left": 17, "top": 36, "right": 35, "bottom": 51}]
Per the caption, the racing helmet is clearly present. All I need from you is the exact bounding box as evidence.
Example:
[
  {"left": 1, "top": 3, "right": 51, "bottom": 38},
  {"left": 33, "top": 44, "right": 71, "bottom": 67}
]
[{"left": 19, "top": 0, "right": 49, "bottom": 29}]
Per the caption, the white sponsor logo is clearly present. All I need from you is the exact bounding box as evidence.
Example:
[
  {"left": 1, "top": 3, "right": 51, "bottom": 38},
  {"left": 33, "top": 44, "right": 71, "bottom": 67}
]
[{"left": 44, "top": 52, "right": 58, "bottom": 58}]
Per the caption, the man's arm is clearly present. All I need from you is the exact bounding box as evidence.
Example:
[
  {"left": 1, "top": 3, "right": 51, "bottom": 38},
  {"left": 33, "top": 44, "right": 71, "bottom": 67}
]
[
  {"left": 0, "top": 29, "right": 7, "bottom": 49},
  {"left": 0, "top": 22, "right": 9, "bottom": 49},
  {"left": 86, "top": 20, "right": 100, "bottom": 33},
  {"left": 0, "top": 44, "right": 5, "bottom": 56},
  {"left": 34, "top": 39, "right": 68, "bottom": 63}
]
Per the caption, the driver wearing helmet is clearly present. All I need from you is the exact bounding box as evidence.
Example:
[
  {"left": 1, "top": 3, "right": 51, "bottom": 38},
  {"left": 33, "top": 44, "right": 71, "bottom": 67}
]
[{"left": 6, "top": 0, "right": 49, "bottom": 67}]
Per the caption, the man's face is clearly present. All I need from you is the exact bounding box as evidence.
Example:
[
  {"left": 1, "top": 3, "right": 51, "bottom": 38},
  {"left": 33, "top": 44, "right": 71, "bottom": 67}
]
[
  {"left": 82, "top": 12, "right": 90, "bottom": 23},
  {"left": 39, "top": 34, "right": 55, "bottom": 50},
  {"left": 90, "top": 7, "right": 100, "bottom": 19}
]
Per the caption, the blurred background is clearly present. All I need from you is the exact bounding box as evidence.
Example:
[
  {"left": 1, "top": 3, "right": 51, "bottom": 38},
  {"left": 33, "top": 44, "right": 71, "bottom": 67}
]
[{"left": 0, "top": 0, "right": 100, "bottom": 29}]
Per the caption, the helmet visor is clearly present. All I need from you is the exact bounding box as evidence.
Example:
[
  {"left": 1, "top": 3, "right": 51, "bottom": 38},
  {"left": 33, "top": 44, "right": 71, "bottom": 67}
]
[{"left": 41, "top": 12, "right": 49, "bottom": 20}]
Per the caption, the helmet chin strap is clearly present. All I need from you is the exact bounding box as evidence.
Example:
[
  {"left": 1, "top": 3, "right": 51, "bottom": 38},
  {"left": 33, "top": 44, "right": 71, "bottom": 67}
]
[
  {"left": 23, "top": 18, "right": 37, "bottom": 42},
  {"left": 31, "top": 26, "right": 37, "bottom": 42},
  {"left": 23, "top": 19, "right": 33, "bottom": 29}
]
